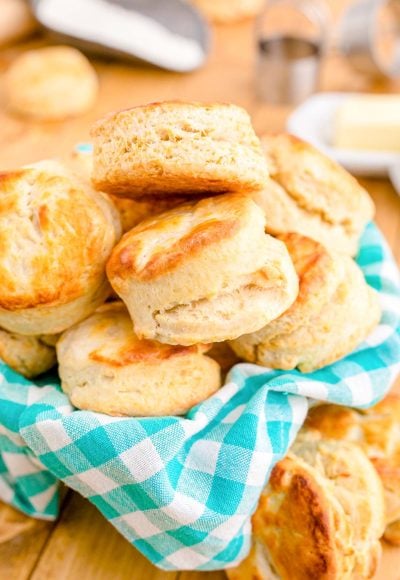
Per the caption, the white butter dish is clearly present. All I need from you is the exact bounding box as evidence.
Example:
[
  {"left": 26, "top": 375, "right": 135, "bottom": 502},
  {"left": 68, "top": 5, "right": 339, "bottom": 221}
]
[{"left": 286, "top": 92, "right": 400, "bottom": 177}]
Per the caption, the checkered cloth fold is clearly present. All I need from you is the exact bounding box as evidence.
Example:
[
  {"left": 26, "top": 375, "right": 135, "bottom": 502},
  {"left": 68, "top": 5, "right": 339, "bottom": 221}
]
[{"left": 0, "top": 222, "right": 399, "bottom": 571}]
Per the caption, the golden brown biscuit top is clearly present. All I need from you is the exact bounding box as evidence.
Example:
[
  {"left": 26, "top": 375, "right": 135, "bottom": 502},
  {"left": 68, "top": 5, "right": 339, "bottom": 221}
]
[
  {"left": 65, "top": 302, "right": 209, "bottom": 366},
  {"left": 277, "top": 233, "right": 339, "bottom": 310},
  {"left": 107, "top": 194, "right": 264, "bottom": 282},
  {"left": 0, "top": 161, "right": 117, "bottom": 310},
  {"left": 91, "top": 100, "right": 256, "bottom": 138},
  {"left": 261, "top": 133, "right": 375, "bottom": 227},
  {"left": 306, "top": 396, "right": 400, "bottom": 457},
  {"left": 305, "top": 397, "right": 400, "bottom": 499},
  {"left": 253, "top": 438, "right": 385, "bottom": 580},
  {"left": 254, "top": 454, "right": 339, "bottom": 579}
]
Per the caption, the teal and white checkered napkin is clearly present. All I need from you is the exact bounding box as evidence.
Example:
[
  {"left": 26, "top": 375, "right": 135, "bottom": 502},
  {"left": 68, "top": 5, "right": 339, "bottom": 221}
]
[{"left": 0, "top": 222, "right": 399, "bottom": 571}]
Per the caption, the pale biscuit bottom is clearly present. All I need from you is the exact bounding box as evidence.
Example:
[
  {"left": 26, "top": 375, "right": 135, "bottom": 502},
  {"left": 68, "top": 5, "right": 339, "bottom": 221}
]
[
  {"left": 0, "top": 328, "right": 56, "bottom": 378},
  {"left": 145, "top": 254, "right": 299, "bottom": 346},
  {"left": 0, "top": 277, "right": 111, "bottom": 336},
  {"left": 230, "top": 257, "right": 381, "bottom": 372}
]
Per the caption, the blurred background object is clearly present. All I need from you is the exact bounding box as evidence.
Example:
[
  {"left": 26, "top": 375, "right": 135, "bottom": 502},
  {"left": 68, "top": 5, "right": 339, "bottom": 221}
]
[
  {"left": 338, "top": 0, "right": 400, "bottom": 78},
  {"left": 189, "top": 0, "right": 265, "bottom": 24},
  {"left": 0, "top": 0, "right": 37, "bottom": 47},
  {"left": 255, "top": 0, "right": 330, "bottom": 104},
  {"left": 31, "top": 0, "right": 210, "bottom": 72},
  {"left": 4, "top": 45, "right": 99, "bottom": 120}
]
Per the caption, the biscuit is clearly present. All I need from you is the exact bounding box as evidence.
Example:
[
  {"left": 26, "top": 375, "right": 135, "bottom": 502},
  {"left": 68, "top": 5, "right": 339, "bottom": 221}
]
[
  {"left": 244, "top": 234, "right": 345, "bottom": 341},
  {"left": 5, "top": 45, "right": 98, "bottom": 120},
  {"left": 0, "top": 160, "right": 121, "bottom": 335},
  {"left": 230, "top": 241, "right": 381, "bottom": 372},
  {"left": 57, "top": 302, "right": 221, "bottom": 417},
  {"left": 91, "top": 102, "right": 269, "bottom": 198},
  {"left": 0, "top": 328, "right": 56, "bottom": 378},
  {"left": 252, "top": 134, "right": 375, "bottom": 255},
  {"left": 228, "top": 436, "right": 385, "bottom": 580},
  {"left": 107, "top": 194, "right": 299, "bottom": 345},
  {"left": 306, "top": 396, "right": 400, "bottom": 545},
  {"left": 191, "top": 0, "right": 265, "bottom": 23}
]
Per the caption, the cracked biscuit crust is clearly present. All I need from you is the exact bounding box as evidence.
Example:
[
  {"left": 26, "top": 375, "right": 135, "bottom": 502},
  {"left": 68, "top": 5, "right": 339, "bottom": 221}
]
[
  {"left": 57, "top": 302, "right": 221, "bottom": 417},
  {"left": 230, "top": 242, "right": 381, "bottom": 372},
  {"left": 254, "top": 134, "right": 375, "bottom": 255},
  {"left": 228, "top": 437, "right": 385, "bottom": 580},
  {"left": 91, "top": 101, "right": 269, "bottom": 198},
  {"left": 306, "top": 396, "right": 400, "bottom": 545},
  {"left": 0, "top": 160, "right": 121, "bottom": 334},
  {"left": 107, "top": 194, "right": 299, "bottom": 345}
]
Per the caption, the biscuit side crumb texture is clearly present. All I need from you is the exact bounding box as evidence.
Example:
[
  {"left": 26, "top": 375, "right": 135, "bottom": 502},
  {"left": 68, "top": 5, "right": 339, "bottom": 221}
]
[{"left": 91, "top": 102, "right": 269, "bottom": 198}]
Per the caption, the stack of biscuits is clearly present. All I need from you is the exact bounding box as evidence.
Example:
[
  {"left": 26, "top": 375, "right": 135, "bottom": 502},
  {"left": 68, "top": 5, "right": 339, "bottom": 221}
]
[
  {"left": 0, "top": 100, "right": 391, "bottom": 578},
  {"left": 227, "top": 395, "right": 400, "bottom": 580},
  {"left": 0, "top": 101, "right": 378, "bottom": 410}
]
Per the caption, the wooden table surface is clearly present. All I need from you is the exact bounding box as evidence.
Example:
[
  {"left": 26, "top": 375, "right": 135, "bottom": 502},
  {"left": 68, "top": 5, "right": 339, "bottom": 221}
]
[{"left": 0, "top": 5, "right": 400, "bottom": 579}]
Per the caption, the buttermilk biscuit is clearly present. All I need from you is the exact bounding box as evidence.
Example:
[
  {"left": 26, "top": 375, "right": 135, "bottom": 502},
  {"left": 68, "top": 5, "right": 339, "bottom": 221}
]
[
  {"left": 107, "top": 194, "right": 299, "bottom": 346},
  {"left": 190, "top": 0, "right": 265, "bottom": 23},
  {"left": 5, "top": 46, "right": 98, "bottom": 120},
  {"left": 91, "top": 102, "right": 269, "bottom": 198},
  {"left": 230, "top": 242, "right": 381, "bottom": 372},
  {"left": 0, "top": 160, "right": 120, "bottom": 335},
  {"left": 227, "top": 436, "right": 385, "bottom": 580},
  {"left": 252, "top": 134, "right": 375, "bottom": 256},
  {"left": 239, "top": 234, "right": 345, "bottom": 341},
  {"left": 57, "top": 302, "right": 221, "bottom": 417},
  {"left": 0, "top": 328, "right": 56, "bottom": 379},
  {"left": 306, "top": 396, "right": 400, "bottom": 545}
]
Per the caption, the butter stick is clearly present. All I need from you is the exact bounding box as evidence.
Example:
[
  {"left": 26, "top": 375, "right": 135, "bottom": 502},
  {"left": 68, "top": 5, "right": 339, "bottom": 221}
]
[{"left": 334, "top": 94, "right": 400, "bottom": 152}]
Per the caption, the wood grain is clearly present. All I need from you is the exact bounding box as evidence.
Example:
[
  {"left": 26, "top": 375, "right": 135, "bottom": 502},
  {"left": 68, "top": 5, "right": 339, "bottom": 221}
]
[
  {"left": 30, "top": 494, "right": 177, "bottom": 580},
  {"left": 0, "top": 6, "right": 399, "bottom": 579},
  {"left": 0, "top": 489, "right": 69, "bottom": 580}
]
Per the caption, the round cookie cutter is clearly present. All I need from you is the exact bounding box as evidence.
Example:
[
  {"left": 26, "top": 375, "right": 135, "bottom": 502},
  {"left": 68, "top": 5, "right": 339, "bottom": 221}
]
[
  {"left": 255, "top": 0, "right": 331, "bottom": 104},
  {"left": 338, "top": 0, "right": 400, "bottom": 78}
]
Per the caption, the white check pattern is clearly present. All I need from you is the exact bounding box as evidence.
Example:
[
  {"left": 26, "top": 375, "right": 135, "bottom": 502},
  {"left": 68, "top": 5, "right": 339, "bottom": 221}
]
[{"left": 0, "top": 222, "right": 399, "bottom": 570}]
